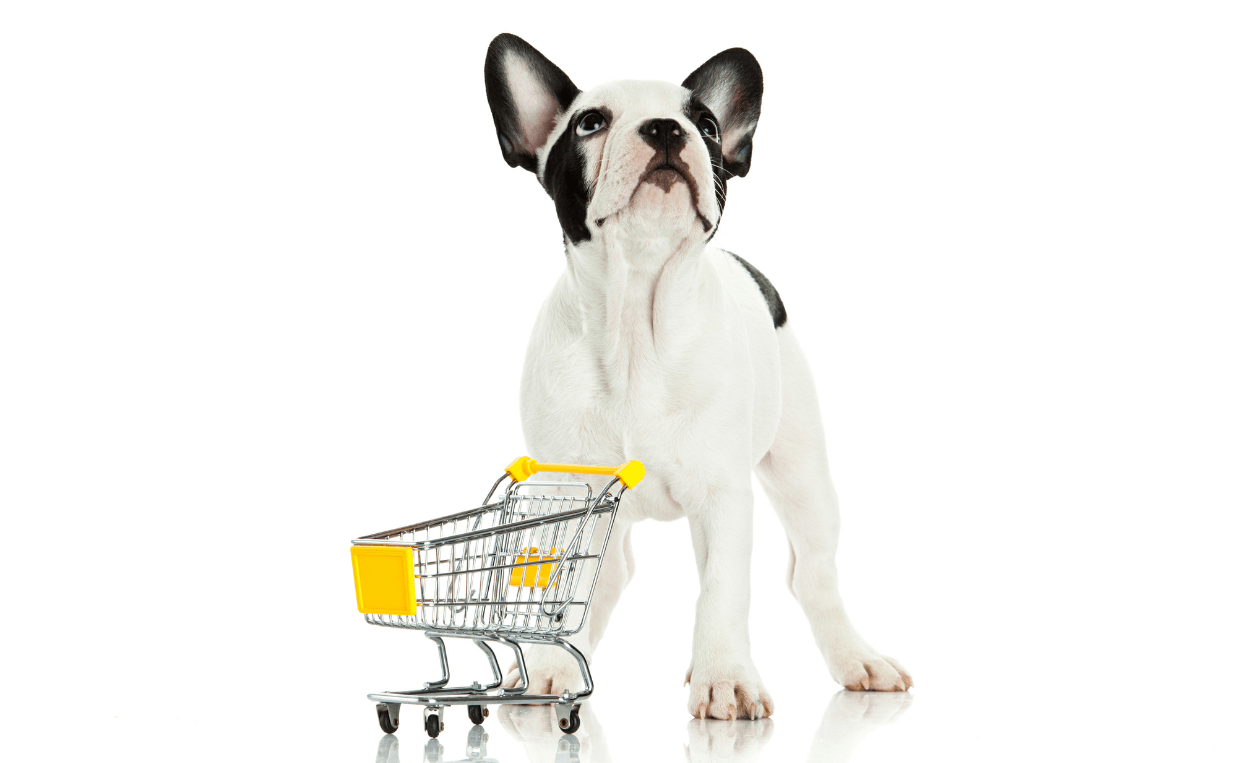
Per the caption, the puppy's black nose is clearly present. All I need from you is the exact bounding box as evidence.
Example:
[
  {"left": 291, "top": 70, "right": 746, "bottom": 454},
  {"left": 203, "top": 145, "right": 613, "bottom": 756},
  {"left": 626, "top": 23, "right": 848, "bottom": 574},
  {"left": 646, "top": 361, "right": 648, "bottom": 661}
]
[{"left": 639, "top": 118, "right": 685, "bottom": 152}]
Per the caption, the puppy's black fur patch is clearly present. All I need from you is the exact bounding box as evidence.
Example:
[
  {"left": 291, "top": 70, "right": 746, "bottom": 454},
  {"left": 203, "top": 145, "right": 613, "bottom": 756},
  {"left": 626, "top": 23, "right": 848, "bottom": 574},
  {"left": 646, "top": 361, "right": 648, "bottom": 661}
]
[
  {"left": 685, "top": 96, "right": 728, "bottom": 217},
  {"left": 728, "top": 251, "right": 787, "bottom": 328},
  {"left": 543, "top": 115, "right": 593, "bottom": 244}
]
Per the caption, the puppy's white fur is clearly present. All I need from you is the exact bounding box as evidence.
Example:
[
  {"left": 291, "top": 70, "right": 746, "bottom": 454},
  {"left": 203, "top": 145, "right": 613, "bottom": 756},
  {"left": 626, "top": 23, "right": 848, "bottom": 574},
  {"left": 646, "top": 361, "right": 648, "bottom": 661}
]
[{"left": 486, "top": 37, "right": 910, "bottom": 719}]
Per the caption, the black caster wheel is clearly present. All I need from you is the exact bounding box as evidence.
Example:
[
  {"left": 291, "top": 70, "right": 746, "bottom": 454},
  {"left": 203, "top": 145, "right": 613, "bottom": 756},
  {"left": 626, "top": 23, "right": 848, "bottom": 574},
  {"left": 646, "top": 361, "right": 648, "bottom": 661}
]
[
  {"left": 559, "top": 709, "right": 580, "bottom": 734},
  {"left": 377, "top": 704, "right": 399, "bottom": 734},
  {"left": 425, "top": 714, "right": 441, "bottom": 738},
  {"left": 468, "top": 704, "right": 488, "bottom": 725}
]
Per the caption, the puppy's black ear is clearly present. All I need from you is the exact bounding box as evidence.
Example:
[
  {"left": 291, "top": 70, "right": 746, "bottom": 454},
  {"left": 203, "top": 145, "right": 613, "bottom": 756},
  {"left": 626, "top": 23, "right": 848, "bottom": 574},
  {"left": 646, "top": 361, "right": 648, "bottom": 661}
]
[
  {"left": 683, "top": 49, "right": 763, "bottom": 178},
  {"left": 485, "top": 33, "right": 580, "bottom": 174}
]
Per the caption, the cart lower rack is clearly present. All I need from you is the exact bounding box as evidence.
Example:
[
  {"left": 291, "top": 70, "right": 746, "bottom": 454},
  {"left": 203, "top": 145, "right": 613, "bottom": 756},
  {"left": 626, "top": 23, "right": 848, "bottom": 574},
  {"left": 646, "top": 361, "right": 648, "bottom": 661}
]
[{"left": 351, "top": 457, "right": 643, "bottom": 737}]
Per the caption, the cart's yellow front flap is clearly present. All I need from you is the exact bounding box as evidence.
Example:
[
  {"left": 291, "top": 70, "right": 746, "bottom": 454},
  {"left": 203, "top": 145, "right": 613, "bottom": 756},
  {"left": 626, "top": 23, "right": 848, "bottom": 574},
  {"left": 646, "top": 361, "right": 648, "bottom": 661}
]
[{"left": 351, "top": 546, "right": 417, "bottom": 616}]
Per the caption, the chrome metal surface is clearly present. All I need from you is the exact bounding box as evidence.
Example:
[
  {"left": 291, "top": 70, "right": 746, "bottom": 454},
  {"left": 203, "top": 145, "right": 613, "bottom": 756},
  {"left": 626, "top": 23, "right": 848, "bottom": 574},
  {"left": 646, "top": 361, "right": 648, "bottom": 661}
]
[
  {"left": 424, "top": 635, "right": 449, "bottom": 688},
  {"left": 353, "top": 476, "right": 624, "bottom": 637},
  {"left": 554, "top": 702, "right": 580, "bottom": 729},
  {"left": 355, "top": 471, "right": 629, "bottom": 722}
]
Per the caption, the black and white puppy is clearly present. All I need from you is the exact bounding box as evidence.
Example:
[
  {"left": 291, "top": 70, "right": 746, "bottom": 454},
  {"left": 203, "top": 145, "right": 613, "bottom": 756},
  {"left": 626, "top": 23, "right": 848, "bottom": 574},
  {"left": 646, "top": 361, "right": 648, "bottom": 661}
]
[{"left": 484, "top": 33, "right": 911, "bottom": 720}]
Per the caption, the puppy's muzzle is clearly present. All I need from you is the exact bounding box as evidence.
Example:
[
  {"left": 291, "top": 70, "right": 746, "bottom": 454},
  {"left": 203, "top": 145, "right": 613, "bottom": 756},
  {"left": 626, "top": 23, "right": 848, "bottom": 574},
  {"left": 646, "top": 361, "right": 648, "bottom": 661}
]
[{"left": 638, "top": 118, "right": 693, "bottom": 190}]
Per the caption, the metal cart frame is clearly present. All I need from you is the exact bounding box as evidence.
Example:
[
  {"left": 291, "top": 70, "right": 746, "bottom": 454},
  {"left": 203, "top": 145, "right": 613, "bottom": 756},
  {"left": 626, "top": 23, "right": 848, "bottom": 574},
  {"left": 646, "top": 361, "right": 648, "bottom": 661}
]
[{"left": 351, "top": 457, "right": 643, "bottom": 737}]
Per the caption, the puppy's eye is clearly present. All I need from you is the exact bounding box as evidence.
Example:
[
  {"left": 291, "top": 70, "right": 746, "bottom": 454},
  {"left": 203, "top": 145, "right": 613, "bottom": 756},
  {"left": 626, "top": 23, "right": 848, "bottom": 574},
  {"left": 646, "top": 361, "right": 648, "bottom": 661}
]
[
  {"left": 576, "top": 111, "right": 607, "bottom": 136},
  {"left": 698, "top": 115, "right": 720, "bottom": 140}
]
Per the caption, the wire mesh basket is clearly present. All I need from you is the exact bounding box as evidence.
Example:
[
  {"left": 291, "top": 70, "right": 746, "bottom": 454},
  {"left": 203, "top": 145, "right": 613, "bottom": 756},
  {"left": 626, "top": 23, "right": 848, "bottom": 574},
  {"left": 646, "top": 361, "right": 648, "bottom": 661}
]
[{"left": 350, "top": 456, "right": 643, "bottom": 737}]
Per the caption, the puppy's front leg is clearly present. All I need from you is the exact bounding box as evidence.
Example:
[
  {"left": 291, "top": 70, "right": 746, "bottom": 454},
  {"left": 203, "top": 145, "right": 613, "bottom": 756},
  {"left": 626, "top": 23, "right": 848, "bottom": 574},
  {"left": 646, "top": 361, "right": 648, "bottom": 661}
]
[
  {"left": 684, "top": 482, "right": 773, "bottom": 720},
  {"left": 500, "top": 520, "right": 636, "bottom": 695}
]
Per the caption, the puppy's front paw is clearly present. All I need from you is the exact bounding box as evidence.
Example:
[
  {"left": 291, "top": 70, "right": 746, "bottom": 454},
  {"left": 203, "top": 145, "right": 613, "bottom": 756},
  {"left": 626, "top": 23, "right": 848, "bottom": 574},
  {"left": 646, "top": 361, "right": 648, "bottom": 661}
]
[
  {"left": 500, "top": 644, "right": 585, "bottom": 697},
  {"left": 685, "top": 664, "right": 774, "bottom": 720},
  {"left": 828, "top": 650, "right": 912, "bottom": 692}
]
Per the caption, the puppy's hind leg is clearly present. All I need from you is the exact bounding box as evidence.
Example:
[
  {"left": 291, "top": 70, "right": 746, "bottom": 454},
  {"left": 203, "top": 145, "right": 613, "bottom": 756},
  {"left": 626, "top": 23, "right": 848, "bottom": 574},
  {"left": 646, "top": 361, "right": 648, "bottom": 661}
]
[{"left": 755, "top": 327, "right": 912, "bottom": 692}]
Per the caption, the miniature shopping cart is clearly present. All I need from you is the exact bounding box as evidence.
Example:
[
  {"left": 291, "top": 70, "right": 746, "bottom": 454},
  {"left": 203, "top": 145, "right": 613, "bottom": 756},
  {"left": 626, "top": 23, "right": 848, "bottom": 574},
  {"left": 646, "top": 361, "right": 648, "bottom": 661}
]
[{"left": 351, "top": 456, "right": 643, "bottom": 738}]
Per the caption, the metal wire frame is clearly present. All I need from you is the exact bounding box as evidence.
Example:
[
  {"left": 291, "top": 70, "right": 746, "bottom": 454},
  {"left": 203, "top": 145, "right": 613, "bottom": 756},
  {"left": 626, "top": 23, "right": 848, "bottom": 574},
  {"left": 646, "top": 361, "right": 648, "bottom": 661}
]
[
  {"left": 356, "top": 471, "right": 633, "bottom": 729},
  {"left": 351, "top": 475, "right": 624, "bottom": 638}
]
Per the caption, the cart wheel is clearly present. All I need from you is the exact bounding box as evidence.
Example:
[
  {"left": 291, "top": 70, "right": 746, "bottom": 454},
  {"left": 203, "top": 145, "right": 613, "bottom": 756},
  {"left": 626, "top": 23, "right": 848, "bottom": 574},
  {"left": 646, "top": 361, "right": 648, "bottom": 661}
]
[
  {"left": 376, "top": 704, "right": 399, "bottom": 734},
  {"left": 468, "top": 705, "right": 486, "bottom": 725},
  {"left": 559, "top": 709, "right": 580, "bottom": 734},
  {"left": 425, "top": 714, "right": 441, "bottom": 738}
]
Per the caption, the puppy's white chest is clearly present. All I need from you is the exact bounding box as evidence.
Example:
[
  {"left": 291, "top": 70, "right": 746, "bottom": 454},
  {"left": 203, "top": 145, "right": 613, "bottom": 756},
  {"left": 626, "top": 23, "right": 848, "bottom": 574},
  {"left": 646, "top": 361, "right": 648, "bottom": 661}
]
[
  {"left": 520, "top": 358, "right": 700, "bottom": 522},
  {"left": 518, "top": 253, "right": 782, "bottom": 522}
]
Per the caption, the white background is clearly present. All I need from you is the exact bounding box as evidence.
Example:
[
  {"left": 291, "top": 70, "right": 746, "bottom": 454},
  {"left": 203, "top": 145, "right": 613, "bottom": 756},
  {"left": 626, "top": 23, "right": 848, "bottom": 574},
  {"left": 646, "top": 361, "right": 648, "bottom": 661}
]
[{"left": 2, "top": 2, "right": 1235, "bottom": 761}]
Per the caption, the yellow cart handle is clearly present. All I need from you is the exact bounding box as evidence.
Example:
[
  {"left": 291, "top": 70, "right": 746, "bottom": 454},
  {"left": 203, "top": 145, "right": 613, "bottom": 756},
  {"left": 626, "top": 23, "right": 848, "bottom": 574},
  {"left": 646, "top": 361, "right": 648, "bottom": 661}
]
[{"left": 505, "top": 456, "right": 644, "bottom": 489}]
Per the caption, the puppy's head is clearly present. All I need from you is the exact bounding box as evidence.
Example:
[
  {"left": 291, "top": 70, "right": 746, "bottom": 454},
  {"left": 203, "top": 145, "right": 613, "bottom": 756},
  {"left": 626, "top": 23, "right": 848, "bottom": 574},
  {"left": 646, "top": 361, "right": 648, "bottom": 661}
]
[{"left": 484, "top": 34, "right": 762, "bottom": 250}]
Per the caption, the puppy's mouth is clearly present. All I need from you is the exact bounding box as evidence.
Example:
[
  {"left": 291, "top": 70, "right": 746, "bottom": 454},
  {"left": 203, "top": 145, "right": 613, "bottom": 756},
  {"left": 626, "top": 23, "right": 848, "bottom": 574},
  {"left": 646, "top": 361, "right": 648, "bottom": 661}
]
[
  {"left": 641, "top": 163, "right": 687, "bottom": 191},
  {"left": 631, "top": 154, "right": 713, "bottom": 233},
  {"left": 592, "top": 149, "right": 715, "bottom": 234}
]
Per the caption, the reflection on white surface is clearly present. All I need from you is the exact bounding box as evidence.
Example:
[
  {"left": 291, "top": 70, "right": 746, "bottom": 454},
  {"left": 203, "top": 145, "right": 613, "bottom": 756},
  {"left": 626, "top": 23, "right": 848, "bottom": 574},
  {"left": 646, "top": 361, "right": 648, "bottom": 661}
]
[
  {"left": 497, "top": 706, "right": 594, "bottom": 763},
  {"left": 805, "top": 691, "right": 913, "bottom": 762},
  {"left": 684, "top": 717, "right": 774, "bottom": 762},
  {"left": 682, "top": 691, "right": 912, "bottom": 763},
  {"left": 374, "top": 690, "right": 912, "bottom": 763},
  {"left": 377, "top": 726, "right": 503, "bottom": 763},
  {"left": 377, "top": 734, "right": 399, "bottom": 763}
]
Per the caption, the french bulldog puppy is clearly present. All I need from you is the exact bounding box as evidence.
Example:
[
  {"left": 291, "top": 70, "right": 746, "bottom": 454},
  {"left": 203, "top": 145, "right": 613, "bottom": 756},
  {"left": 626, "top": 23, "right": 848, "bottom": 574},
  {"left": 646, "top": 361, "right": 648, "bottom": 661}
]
[{"left": 484, "top": 33, "right": 911, "bottom": 720}]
